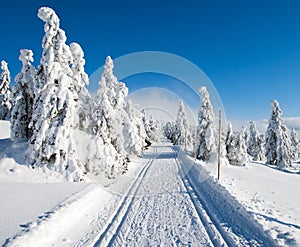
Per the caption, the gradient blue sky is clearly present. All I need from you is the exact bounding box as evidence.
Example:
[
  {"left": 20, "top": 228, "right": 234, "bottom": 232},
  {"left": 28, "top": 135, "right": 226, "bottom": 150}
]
[{"left": 0, "top": 0, "right": 299, "bottom": 121}]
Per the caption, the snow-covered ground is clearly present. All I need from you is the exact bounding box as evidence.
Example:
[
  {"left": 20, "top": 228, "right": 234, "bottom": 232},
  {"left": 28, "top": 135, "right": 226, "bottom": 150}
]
[
  {"left": 0, "top": 121, "right": 147, "bottom": 246},
  {"left": 1, "top": 120, "right": 300, "bottom": 246},
  {"left": 219, "top": 161, "right": 300, "bottom": 246}
]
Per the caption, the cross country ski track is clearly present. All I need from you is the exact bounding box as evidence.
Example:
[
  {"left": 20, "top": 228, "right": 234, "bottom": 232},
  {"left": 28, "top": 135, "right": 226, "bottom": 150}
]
[{"left": 91, "top": 143, "right": 277, "bottom": 247}]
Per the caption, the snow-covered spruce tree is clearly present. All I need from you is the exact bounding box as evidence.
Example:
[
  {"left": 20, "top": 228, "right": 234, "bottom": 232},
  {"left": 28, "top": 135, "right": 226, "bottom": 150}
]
[
  {"left": 10, "top": 50, "right": 36, "bottom": 140},
  {"left": 265, "top": 100, "right": 292, "bottom": 168},
  {"left": 219, "top": 129, "right": 229, "bottom": 166},
  {"left": 227, "top": 130, "right": 249, "bottom": 166},
  {"left": 124, "top": 100, "right": 146, "bottom": 156},
  {"left": 164, "top": 121, "right": 175, "bottom": 142},
  {"left": 290, "top": 128, "right": 299, "bottom": 160},
  {"left": 173, "top": 100, "right": 192, "bottom": 149},
  {"left": 99, "top": 56, "right": 128, "bottom": 154},
  {"left": 0, "top": 60, "right": 11, "bottom": 120},
  {"left": 142, "top": 111, "right": 162, "bottom": 144},
  {"left": 225, "top": 121, "right": 234, "bottom": 155},
  {"left": 27, "top": 7, "right": 83, "bottom": 181},
  {"left": 247, "top": 121, "right": 264, "bottom": 161},
  {"left": 194, "top": 86, "right": 216, "bottom": 161},
  {"left": 93, "top": 56, "right": 129, "bottom": 177},
  {"left": 69, "top": 42, "right": 92, "bottom": 131},
  {"left": 256, "top": 134, "right": 265, "bottom": 161}
]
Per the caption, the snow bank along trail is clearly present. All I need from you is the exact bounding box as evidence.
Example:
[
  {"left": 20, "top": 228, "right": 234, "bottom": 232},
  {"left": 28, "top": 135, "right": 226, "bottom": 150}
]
[{"left": 178, "top": 147, "right": 278, "bottom": 246}]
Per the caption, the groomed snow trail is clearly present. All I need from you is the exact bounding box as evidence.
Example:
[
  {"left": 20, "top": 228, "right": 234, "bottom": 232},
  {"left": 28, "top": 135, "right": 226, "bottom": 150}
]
[
  {"left": 93, "top": 141, "right": 278, "bottom": 247},
  {"left": 94, "top": 144, "right": 215, "bottom": 247}
]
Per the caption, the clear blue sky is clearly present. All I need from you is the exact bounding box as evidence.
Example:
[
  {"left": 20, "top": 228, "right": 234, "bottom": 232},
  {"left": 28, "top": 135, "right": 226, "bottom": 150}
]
[{"left": 0, "top": 0, "right": 299, "bottom": 120}]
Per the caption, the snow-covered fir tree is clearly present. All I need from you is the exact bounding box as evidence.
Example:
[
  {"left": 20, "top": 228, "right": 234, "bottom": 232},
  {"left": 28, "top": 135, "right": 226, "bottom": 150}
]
[
  {"left": 93, "top": 56, "right": 130, "bottom": 176},
  {"left": 164, "top": 121, "right": 176, "bottom": 142},
  {"left": 194, "top": 86, "right": 216, "bottom": 161},
  {"left": 124, "top": 100, "right": 146, "bottom": 156},
  {"left": 225, "top": 122, "right": 249, "bottom": 165},
  {"left": 173, "top": 100, "right": 192, "bottom": 149},
  {"left": 142, "top": 110, "right": 162, "bottom": 144},
  {"left": 0, "top": 60, "right": 11, "bottom": 120},
  {"left": 10, "top": 49, "right": 36, "bottom": 140},
  {"left": 27, "top": 7, "right": 83, "bottom": 181},
  {"left": 247, "top": 121, "right": 264, "bottom": 161},
  {"left": 290, "top": 128, "right": 299, "bottom": 160},
  {"left": 265, "top": 100, "right": 292, "bottom": 168},
  {"left": 97, "top": 56, "right": 128, "bottom": 154},
  {"left": 256, "top": 134, "right": 265, "bottom": 161},
  {"left": 227, "top": 130, "right": 249, "bottom": 166},
  {"left": 70, "top": 42, "right": 92, "bottom": 131},
  {"left": 225, "top": 121, "right": 234, "bottom": 154}
]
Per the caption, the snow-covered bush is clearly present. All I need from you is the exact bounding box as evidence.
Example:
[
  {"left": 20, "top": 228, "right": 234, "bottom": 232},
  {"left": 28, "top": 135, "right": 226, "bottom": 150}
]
[
  {"left": 10, "top": 49, "right": 36, "bottom": 140},
  {"left": 194, "top": 86, "right": 216, "bottom": 161},
  {"left": 0, "top": 60, "right": 11, "bottom": 120},
  {"left": 265, "top": 100, "right": 292, "bottom": 168}
]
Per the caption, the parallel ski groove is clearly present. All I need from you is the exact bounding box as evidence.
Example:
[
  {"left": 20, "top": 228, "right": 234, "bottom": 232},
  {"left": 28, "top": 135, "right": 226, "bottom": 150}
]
[
  {"left": 172, "top": 147, "right": 232, "bottom": 247},
  {"left": 92, "top": 149, "right": 156, "bottom": 247}
]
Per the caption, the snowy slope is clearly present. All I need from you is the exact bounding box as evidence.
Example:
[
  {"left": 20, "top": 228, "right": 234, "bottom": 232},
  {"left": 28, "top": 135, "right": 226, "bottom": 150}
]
[{"left": 0, "top": 121, "right": 91, "bottom": 244}]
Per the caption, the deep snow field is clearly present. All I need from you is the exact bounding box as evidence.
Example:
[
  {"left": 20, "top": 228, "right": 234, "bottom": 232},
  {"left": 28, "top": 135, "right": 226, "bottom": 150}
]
[{"left": 0, "top": 120, "right": 300, "bottom": 246}]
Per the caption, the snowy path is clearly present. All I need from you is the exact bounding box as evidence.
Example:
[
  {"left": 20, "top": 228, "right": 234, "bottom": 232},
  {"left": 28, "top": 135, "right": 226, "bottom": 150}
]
[
  {"left": 90, "top": 142, "right": 277, "bottom": 247},
  {"left": 94, "top": 145, "right": 213, "bottom": 247}
]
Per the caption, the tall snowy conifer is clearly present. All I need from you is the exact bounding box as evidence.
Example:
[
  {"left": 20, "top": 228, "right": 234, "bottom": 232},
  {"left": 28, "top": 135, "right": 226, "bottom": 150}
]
[
  {"left": 290, "top": 128, "right": 299, "bottom": 160},
  {"left": 265, "top": 100, "right": 292, "bottom": 168},
  {"left": 174, "top": 100, "right": 192, "bottom": 149},
  {"left": 94, "top": 56, "right": 129, "bottom": 175},
  {"left": 247, "top": 121, "right": 264, "bottom": 161},
  {"left": 11, "top": 50, "right": 36, "bottom": 140},
  {"left": 69, "top": 42, "right": 91, "bottom": 130},
  {"left": 0, "top": 60, "right": 11, "bottom": 120},
  {"left": 123, "top": 100, "right": 146, "bottom": 156},
  {"left": 226, "top": 123, "right": 249, "bottom": 166},
  {"left": 164, "top": 121, "right": 176, "bottom": 142},
  {"left": 194, "top": 86, "right": 216, "bottom": 161},
  {"left": 28, "top": 7, "right": 83, "bottom": 181}
]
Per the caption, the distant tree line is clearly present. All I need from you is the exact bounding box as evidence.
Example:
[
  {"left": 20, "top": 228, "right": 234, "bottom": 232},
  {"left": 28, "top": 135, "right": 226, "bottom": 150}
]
[{"left": 164, "top": 88, "right": 299, "bottom": 169}]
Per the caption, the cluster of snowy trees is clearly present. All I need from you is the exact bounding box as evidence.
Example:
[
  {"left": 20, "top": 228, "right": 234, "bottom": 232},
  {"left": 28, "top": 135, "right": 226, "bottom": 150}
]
[
  {"left": 165, "top": 88, "right": 299, "bottom": 169},
  {"left": 0, "top": 7, "right": 157, "bottom": 181},
  {"left": 164, "top": 100, "right": 193, "bottom": 150}
]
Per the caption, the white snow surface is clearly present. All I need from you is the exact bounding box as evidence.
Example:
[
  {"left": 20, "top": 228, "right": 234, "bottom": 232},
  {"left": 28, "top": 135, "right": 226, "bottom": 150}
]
[
  {"left": 219, "top": 161, "right": 300, "bottom": 246},
  {"left": 1, "top": 120, "right": 299, "bottom": 246}
]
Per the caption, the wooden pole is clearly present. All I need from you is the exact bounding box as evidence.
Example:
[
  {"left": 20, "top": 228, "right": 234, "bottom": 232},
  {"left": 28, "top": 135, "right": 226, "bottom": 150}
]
[{"left": 217, "top": 108, "right": 221, "bottom": 181}]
